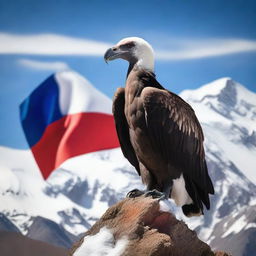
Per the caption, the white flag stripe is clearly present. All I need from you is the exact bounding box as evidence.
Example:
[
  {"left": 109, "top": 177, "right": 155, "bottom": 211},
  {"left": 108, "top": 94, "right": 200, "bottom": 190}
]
[{"left": 55, "top": 71, "right": 112, "bottom": 115}]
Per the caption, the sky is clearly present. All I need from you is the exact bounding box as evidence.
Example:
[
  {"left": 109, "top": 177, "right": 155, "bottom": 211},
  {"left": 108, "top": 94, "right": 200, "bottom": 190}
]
[{"left": 0, "top": 0, "right": 256, "bottom": 148}]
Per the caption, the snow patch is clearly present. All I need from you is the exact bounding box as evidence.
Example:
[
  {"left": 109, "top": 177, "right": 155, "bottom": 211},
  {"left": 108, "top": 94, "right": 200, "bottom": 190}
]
[
  {"left": 0, "top": 167, "right": 20, "bottom": 194},
  {"left": 245, "top": 223, "right": 256, "bottom": 230},
  {"left": 74, "top": 227, "right": 128, "bottom": 256},
  {"left": 222, "top": 215, "right": 247, "bottom": 237},
  {"left": 159, "top": 199, "right": 175, "bottom": 213}
]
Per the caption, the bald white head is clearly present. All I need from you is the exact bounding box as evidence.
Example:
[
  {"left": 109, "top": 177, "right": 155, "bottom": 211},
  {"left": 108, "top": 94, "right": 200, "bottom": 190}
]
[{"left": 104, "top": 37, "right": 155, "bottom": 72}]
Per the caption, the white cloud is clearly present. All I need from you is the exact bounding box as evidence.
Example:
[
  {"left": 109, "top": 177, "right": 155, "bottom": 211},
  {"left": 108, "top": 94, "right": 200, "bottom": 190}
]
[
  {"left": 0, "top": 33, "right": 111, "bottom": 56},
  {"left": 155, "top": 38, "right": 256, "bottom": 60},
  {"left": 1, "top": 32, "right": 256, "bottom": 60},
  {"left": 18, "top": 59, "right": 69, "bottom": 71}
]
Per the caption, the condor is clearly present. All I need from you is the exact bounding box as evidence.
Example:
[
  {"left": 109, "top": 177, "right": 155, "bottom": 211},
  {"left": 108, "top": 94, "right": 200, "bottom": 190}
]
[{"left": 104, "top": 37, "right": 214, "bottom": 217}]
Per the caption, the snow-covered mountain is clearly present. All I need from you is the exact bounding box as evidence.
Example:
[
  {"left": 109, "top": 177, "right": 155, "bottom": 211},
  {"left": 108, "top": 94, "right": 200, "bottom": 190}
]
[
  {"left": 180, "top": 78, "right": 256, "bottom": 184},
  {"left": 180, "top": 78, "right": 256, "bottom": 255},
  {"left": 0, "top": 74, "right": 255, "bottom": 256}
]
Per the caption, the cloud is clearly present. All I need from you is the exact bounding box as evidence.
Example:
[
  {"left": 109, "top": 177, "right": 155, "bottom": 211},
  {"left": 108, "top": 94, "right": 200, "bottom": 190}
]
[
  {"left": 18, "top": 59, "right": 70, "bottom": 71},
  {"left": 155, "top": 38, "right": 256, "bottom": 60},
  {"left": 1, "top": 32, "right": 256, "bottom": 60},
  {"left": 0, "top": 33, "right": 111, "bottom": 56}
]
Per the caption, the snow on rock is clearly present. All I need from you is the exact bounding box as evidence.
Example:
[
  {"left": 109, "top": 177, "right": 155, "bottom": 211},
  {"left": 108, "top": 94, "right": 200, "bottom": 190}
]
[
  {"left": 221, "top": 215, "right": 248, "bottom": 238},
  {"left": 73, "top": 227, "right": 128, "bottom": 256},
  {"left": 159, "top": 199, "right": 176, "bottom": 213}
]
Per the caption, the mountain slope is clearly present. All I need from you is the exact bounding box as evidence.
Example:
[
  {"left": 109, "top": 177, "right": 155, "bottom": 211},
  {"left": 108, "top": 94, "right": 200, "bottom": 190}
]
[
  {"left": 0, "top": 213, "right": 20, "bottom": 233},
  {"left": 179, "top": 78, "right": 256, "bottom": 255},
  {"left": 27, "top": 216, "right": 78, "bottom": 248},
  {"left": 180, "top": 78, "right": 256, "bottom": 183},
  {"left": 0, "top": 230, "right": 68, "bottom": 256}
]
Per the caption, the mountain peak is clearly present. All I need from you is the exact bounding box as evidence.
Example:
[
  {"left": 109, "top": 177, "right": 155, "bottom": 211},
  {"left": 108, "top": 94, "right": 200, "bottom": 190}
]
[
  {"left": 217, "top": 78, "right": 237, "bottom": 108},
  {"left": 180, "top": 77, "right": 234, "bottom": 101},
  {"left": 180, "top": 77, "right": 256, "bottom": 109}
]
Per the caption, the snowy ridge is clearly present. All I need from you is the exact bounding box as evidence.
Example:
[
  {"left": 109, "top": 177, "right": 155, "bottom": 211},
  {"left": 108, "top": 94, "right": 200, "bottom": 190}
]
[
  {"left": 180, "top": 78, "right": 256, "bottom": 132},
  {"left": 181, "top": 77, "right": 256, "bottom": 106},
  {"left": 180, "top": 77, "right": 231, "bottom": 101},
  {"left": 181, "top": 77, "right": 256, "bottom": 183}
]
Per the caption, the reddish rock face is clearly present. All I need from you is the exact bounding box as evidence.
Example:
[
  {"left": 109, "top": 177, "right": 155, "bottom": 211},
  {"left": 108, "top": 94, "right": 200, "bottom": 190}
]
[
  {"left": 214, "top": 252, "right": 232, "bottom": 256},
  {"left": 70, "top": 196, "right": 231, "bottom": 256}
]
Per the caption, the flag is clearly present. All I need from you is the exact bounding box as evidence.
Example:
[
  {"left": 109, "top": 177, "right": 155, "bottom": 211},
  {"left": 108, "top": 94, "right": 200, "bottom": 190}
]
[{"left": 20, "top": 71, "right": 120, "bottom": 179}]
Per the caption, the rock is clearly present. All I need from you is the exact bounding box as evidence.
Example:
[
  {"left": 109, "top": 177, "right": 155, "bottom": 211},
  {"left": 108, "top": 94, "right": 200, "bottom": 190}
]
[
  {"left": 214, "top": 252, "right": 232, "bottom": 256},
  {"left": 70, "top": 195, "right": 232, "bottom": 256}
]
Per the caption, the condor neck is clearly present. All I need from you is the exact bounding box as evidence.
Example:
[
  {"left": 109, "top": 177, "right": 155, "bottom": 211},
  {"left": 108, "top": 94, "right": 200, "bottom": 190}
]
[
  {"left": 126, "top": 59, "right": 154, "bottom": 78},
  {"left": 125, "top": 65, "right": 145, "bottom": 103},
  {"left": 126, "top": 62, "right": 135, "bottom": 78}
]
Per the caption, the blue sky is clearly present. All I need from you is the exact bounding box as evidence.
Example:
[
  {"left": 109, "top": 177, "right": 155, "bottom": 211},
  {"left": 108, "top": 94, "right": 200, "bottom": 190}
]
[{"left": 0, "top": 0, "right": 256, "bottom": 148}]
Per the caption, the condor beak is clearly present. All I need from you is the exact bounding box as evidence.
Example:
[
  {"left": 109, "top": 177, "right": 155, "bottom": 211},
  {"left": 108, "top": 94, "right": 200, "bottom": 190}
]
[{"left": 104, "top": 47, "right": 123, "bottom": 63}]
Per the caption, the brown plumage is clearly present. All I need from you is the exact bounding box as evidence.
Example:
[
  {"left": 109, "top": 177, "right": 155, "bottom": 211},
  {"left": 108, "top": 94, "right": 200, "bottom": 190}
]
[{"left": 104, "top": 37, "right": 214, "bottom": 217}]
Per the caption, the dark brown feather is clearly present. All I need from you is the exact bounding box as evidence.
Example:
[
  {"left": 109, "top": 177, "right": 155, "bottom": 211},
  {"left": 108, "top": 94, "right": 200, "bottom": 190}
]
[
  {"left": 141, "top": 79, "right": 214, "bottom": 209},
  {"left": 112, "top": 87, "right": 141, "bottom": 175}
]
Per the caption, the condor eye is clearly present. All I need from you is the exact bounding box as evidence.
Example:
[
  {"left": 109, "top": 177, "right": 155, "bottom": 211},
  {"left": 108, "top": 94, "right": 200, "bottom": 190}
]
[
  {"left": 126, "top": 42, "right": 135, "bottom": 48},
  {"left": 120, "top": 42, "right": 135, "bottom": 50}
]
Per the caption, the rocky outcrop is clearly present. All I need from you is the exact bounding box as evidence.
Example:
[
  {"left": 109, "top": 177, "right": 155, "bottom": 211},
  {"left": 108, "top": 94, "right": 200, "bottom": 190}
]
[{"left": 70, "top": 194, "right": 231, "bottom": 256}]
